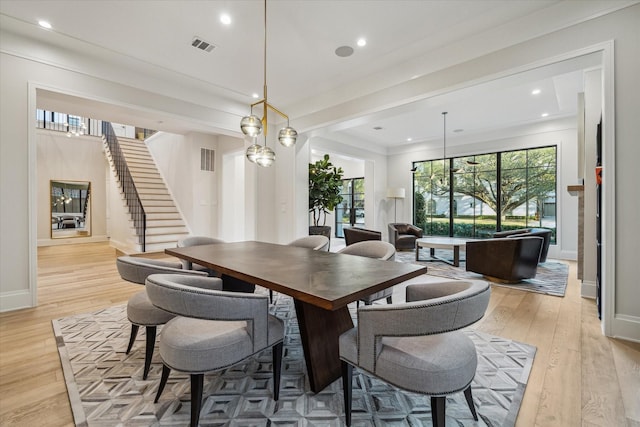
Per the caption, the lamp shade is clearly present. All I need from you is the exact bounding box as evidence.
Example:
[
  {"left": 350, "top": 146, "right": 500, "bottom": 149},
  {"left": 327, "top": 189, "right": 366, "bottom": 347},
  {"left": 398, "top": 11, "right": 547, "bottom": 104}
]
[{"left": 386, "top": 188, "right": 406, "bottom": 199}]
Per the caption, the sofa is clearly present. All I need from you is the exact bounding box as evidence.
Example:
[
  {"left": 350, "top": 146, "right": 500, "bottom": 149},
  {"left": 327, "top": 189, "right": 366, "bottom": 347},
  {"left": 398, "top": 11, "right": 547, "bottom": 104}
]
[
  {"left": 343, "top": 227, "right": 381, "bottom": 246},
  {"left": 492, "top": 227, "right": 552, "bottom": 262},
  {"left": 388, "top": 223, "right": 423, "bottom": 251},
  {"left": 465, "top": 236, "right": 544, "bottom": 282}
]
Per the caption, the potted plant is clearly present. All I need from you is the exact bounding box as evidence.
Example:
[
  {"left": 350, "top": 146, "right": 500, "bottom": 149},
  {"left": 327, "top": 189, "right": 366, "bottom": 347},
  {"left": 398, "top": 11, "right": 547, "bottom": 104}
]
[{"left": 309, "top": 154, "right": 344, "bottom": 238}]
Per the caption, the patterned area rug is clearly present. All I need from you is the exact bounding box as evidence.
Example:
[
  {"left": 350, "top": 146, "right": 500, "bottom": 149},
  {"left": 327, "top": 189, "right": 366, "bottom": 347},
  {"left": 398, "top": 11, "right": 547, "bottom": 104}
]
[
  {"left": 53, "top": 295, "right": 536, "bottom": 426},
  {"left": 396, "top": 249, "right": 569, "bottom": 297}
]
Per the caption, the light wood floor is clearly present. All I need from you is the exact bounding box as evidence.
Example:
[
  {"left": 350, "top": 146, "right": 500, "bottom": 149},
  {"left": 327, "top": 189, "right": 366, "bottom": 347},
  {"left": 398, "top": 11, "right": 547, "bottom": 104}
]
[{"left": 0, "top": 242, "right": 638, "bottom": 426}]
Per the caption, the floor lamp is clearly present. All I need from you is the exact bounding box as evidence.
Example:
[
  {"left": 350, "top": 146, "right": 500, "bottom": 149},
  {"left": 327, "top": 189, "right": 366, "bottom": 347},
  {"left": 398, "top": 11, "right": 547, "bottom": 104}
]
[{"left": 386, "top": 188, "right": 406, "bottom": 222}]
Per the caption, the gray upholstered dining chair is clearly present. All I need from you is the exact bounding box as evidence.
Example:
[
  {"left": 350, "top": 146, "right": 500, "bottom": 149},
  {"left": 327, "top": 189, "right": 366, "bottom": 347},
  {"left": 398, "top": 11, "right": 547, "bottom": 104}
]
[
  {"left": 263, "top": 234, "right": 331, "bottom": 303},
  {"left": 337, "top": 240, "right": 397, "bottom": 306},
  {"left": 339, "top": 279, "right": 491, "bottom": 427},
  {"left": 288, "top": 235, "right": 330, "bottom": 252},
  {"left": 178, "top": 235, "right": 255, "bottom": 293},
  {"left": 145, "top": 273, "right": 284, "bottom": 427},
  {"left": 116, "top": 256, "right": 208, "bottom": 380},
  {"left": 177, "top": 235, "right": 226, "bottom": 273}
]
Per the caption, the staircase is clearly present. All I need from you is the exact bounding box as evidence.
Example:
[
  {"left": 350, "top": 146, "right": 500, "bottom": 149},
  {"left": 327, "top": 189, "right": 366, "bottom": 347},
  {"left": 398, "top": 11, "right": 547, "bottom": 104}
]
[{"left": 105, "top": 136, "right": 189, "bottom": 252}]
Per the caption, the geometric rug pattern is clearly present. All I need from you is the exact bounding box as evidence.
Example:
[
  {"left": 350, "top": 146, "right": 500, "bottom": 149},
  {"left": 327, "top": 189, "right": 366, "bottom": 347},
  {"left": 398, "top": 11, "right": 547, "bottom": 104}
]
[
  {"left": 53, "top": 294, "right": 536, "bottom": 426},
  {"left": 398, "top": 249, "right": 569, "bottom": 297}
]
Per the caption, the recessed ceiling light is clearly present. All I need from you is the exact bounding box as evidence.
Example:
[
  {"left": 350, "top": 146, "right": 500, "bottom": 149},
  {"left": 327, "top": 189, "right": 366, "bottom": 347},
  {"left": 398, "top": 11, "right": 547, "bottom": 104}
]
[
  {"left": 357, "top": 38, "right": 366, "bottom": 47},
  {"left": 531, "top": 89, "right": 541, "bottom": 95},
  {"left": 252, "top": 93, "right": 259, "bottom": 99},
  {"left": 541, "top": 113, "right": 549, "bottom": 117},
  {"left": 335, "top": 46, "right": 354, "bottom": 57},
  {"left": 38, "top": 20, "right": 52, "bottom": 29},
  {"left": 220, "top": 14, "right": 231, "bottom": 25},
  {"left": 373, "top": 126, "right": 383, "bottom": 130},
  {"left": 406, "top": 137, "right": 412, "bottom": 142}
]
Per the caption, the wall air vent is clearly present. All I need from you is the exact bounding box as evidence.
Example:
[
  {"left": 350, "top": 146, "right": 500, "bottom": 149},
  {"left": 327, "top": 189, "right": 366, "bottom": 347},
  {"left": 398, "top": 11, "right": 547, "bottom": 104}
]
[
  {"left": 201, "top": 148, "right": 215, "bottom": 172},
  {"left": 191, "top": 36, "right": 216, "bottom": 53}
]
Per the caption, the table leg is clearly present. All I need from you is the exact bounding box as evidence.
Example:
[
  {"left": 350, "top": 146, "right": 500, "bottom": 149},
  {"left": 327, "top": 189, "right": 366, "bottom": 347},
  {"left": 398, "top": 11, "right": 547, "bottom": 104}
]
[
  {"left": 294, "top": 300, "right": 354, "bottom": 393},
  {"left": 453, "top": 246, "right": 460, "bottom": 267}
]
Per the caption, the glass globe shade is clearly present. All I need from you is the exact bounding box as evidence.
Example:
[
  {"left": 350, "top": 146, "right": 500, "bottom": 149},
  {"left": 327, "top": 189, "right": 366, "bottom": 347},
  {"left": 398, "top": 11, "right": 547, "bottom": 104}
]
[
  {"left": 278, "top": 126, "right": 298, "bottom": 147},
  {"left": 240, "top": 115, "right": 263, "bottom": 137},
  {"left": 245, "top": 142, "right": 261, "bottom": 163},
  {"left": 255, "top": 146, "right": 275, "bottom": 167}
]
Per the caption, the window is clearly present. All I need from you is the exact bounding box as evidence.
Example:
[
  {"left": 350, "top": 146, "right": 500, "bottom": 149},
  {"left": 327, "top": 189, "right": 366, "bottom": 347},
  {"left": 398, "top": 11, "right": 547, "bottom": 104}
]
[
  {"left": 335, "top": 177, "right": 365, "bottom": 238},
  {"left": 413, "top": 146, "right": 556, "bottom": 242}
]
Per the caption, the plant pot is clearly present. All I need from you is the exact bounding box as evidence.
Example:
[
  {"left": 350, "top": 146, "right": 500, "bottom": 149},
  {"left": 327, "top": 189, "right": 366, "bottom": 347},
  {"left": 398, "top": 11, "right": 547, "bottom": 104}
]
[{"left": 309, "top": 226, "right": 331, "bottom": 240}]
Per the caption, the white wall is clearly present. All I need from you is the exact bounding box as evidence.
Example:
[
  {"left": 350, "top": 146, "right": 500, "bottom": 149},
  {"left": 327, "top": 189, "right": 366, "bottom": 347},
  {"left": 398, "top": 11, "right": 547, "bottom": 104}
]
[
  {"left": 36, "top": 130, "right": 108, "bottom": 245},
  {"left": 146, "top": 131, "right": 220, "bottom": 237},
  {"left": 581, "top": 69, "right": 603, "bottom": 297}
]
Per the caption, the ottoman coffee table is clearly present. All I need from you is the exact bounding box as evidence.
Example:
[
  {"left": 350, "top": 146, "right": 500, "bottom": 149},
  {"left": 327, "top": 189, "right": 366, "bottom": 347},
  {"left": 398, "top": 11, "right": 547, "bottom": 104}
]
[{"left": 415, "top": 237, "right": 473, "bottom": 267}]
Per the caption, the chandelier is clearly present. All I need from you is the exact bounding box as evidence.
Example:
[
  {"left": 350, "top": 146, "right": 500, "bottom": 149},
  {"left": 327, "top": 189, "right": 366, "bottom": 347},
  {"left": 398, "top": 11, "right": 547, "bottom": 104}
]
[{"left": 240, "top": 0, "right": 297, "bottom": 167}]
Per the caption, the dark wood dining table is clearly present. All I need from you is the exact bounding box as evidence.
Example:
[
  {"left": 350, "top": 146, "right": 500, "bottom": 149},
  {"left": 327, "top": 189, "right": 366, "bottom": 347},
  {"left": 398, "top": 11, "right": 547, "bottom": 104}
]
[{"left": 165, "top": 240, "right": 428, "bottom": 392}]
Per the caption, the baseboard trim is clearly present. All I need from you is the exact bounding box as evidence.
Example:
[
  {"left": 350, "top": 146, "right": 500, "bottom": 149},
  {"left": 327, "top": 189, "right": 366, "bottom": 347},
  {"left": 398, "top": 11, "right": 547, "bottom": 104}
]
[
  {"left": 0, "top": 289, "right": 35, "bottom": 312},
  {"left": 37, "top": 235, "right": 108, "bottom": 247},
  {"left": 612, "top": 314, "right": 640, "bottom": 343},
  {"left": 581, "top": 280, "right": 597, "bottom": 298}
]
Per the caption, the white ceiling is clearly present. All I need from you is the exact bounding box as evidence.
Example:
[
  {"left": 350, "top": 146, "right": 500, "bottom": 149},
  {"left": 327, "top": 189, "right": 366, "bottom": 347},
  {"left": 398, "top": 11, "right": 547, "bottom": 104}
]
[{"left": 0, "top": 0, "right": 633, "bottom": 152}]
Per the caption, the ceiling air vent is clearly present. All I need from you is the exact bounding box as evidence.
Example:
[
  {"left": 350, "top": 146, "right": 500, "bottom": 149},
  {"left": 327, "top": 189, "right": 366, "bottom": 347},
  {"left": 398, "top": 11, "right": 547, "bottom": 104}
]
[{"left": 191, "top": 36, "right": 216, "bottom": 53}]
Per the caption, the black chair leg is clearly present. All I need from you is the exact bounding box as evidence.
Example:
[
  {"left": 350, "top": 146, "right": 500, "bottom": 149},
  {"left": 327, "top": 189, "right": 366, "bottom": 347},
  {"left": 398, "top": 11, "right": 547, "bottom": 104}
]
[
  {"left": 464, "top": 385, "right": 478, "bottom": 421},
  {"left": 431, "top": 396, "right": 446, "bottom": 427},
  {"left": 341, "top": 361, "right": 353, "bottom": 426},
  {"left": 269, "top": 289, "right": 274, "bottom": 304},
  {"left": 126, "top": 324, "right": 139, "bottom": 354},
  {"left": 386, "top": 296, "right": 393, "bottom": 304},
  {"left": 143, "top": 326, "right": 156, "bottom": 380},
  {"left": 190, "top": 374, "right": 204, "bottom": 427},
  {"left": 272, "top": 342, "right": 283, "bottom": 400},
  {"left": 154, "top": 364, "right": 171, "bottom": 403}
]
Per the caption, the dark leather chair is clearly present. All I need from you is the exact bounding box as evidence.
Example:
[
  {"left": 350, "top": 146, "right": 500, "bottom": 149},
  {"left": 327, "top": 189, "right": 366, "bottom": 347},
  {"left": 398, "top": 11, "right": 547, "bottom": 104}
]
[
  {"left": 465, "top": 236, "right": 544, "bottom": 282},
  {"left": 388, "top": 223, "right": 423, "bottom": 250},
  {"left": 492, "top": 227, "right": 552, "bottom": 262},
  {"left": 343, "top": 227, "right": 381, "bottom": 246}
]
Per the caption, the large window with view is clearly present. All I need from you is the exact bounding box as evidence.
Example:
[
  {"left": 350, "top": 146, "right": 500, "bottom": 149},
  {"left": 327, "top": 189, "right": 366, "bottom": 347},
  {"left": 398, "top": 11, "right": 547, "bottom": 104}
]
[{"left": 413, "top": 146, "right": 556, "bottom": 242}]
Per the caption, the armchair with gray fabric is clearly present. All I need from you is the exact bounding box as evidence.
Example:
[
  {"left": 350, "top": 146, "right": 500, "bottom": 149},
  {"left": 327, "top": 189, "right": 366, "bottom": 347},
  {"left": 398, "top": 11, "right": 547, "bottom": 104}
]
[
  {"left": 339, "top": 279, "right": 491, "bottom": 427},
  {"left": 338, "top": 240, "right": 396, "bottom": 306},
  {"left": 343, "top": 227, "right": 381, "bottom": 246},
  {"left": 177, "top": 235, "right": 256, "bottom": 293},
  {"left": 116, "top": 256, "right": 209, "bottom": 380},
  {"left": 492, "top": 227, "right": 552, "bottom": 263},
  {"left": 388, "top": 223, "right": 423, "bottom": 250},
  {"left": 145, "top": 273, "right": 284, "bottom": 427},
  {"left": 465, "top": 236, "right": 544, "bottom": 282}
]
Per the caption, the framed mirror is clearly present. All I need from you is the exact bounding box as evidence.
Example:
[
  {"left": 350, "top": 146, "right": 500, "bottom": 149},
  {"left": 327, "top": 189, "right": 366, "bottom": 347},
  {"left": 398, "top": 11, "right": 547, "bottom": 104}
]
[{"left": 50, "top": 180, "right": 91, "bottom": 239}]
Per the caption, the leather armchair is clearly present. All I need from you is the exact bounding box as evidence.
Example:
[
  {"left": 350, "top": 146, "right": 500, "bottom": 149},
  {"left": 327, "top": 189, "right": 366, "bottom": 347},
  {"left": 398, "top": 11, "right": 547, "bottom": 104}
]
[
  {"left": 466, "top": 236, "right": 544, "bottom": 282},
  {"left": 343, "top": 227, "right": 381, "bottom": 246},
  {"left": 388, "top": 223, "right": 423, "bottom": 250},
  {"left": 492, "top": 227, "right": 552, "bottom": 263}
]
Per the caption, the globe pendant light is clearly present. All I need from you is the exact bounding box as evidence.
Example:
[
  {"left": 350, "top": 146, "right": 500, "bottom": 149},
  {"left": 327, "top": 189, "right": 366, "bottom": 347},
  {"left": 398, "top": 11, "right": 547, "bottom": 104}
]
[
  {"left": 246, "top": 139, "right": 262, "bottom": 163},
  {"left": 255, "top": 145, "right": 275, "bottom": 167},
  {"left": 241, "top": 0, "right": 297, "bottom": 166}
]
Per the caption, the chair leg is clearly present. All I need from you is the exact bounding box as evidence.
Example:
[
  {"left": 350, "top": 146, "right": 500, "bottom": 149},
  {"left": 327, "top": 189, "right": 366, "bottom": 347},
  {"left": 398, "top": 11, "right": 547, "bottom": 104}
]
[
  {"left": 463, "top": 385, "right": 478, "bottom": 421},
  {"left": 272, "top": 342, "right": 283, "bottom": 400},
  {"left": 386, "top": 295, "right": 393, "bottom": 304},
  {"left": 142, "top": 326, "right": 156, "bottom": 380},
  {"left": 154, "top": 364, "right": 171, "bottom": 403},
  {"left": 126, "top": 324, "right": 139, "bottom": 354},
  {"left": 190, "top": 374, "right": 204, "bottom": 427},
  {"left": 269, "top": 289, "right": 274, "bottom": 304},
  {"left": 431, "top": 396, "right": 446, "bottom": 427},
  {"left": 341, "top": 361, "right": 353, "bottom": 427}
]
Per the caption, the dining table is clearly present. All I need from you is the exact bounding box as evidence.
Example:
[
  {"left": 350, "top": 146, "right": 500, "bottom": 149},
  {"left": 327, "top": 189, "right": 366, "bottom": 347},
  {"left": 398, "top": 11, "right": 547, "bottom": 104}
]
[{"left": 165, "top": 240, "right": 428, "bottom": 393}]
